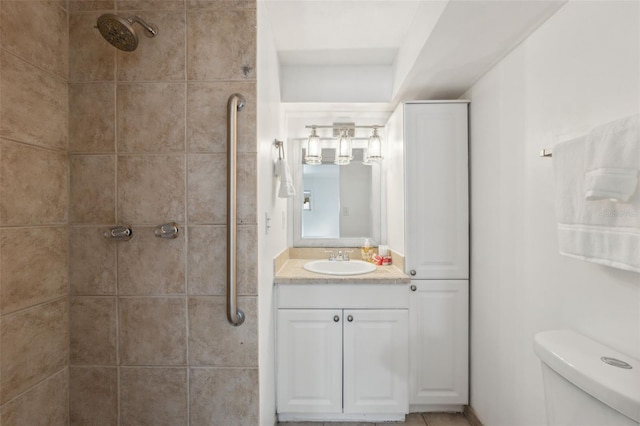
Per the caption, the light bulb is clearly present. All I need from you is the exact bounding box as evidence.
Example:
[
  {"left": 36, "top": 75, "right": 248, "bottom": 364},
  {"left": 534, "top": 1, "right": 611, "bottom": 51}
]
[
  {"left": 367, "top": 128, "right": 383, "bottom": 162},
  {"left": 334, "top": 129, "right": 352, "bottom": 165},
  {"left": 304, "top": 128, "right": 322, "bottom": 165}
]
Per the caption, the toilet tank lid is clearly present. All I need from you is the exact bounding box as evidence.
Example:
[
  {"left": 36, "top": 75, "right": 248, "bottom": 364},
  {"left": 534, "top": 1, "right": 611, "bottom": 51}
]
[{"left": 534, "top": 330, "right": 640, "bottom": 423}]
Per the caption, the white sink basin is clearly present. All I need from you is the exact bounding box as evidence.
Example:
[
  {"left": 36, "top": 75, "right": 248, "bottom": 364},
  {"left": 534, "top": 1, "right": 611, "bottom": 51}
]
[{"left": 303, "top": 259, "right": 377, "bottom": 276}]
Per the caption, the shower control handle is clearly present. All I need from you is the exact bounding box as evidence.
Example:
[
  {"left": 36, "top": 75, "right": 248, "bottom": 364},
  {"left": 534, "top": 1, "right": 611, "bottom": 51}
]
[
  {"left": 154, "top": 222, "right": 179, "bottom": 239},
  {"left": 104, "top": 226, "right": 133, "bottom": 241}
]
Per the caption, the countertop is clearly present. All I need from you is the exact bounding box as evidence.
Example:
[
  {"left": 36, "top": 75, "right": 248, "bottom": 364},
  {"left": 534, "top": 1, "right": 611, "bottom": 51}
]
[{"left": 274, "top": 258, "right": 410, "bottom": 285}]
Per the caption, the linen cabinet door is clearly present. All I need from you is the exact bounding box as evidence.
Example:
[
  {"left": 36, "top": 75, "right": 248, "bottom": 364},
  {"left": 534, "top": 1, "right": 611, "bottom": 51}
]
[
  {"left": 409, "top": 280, "right": 469, "bottom": 406},
  {"left": 404, "top": 102, "right": 469, "bottom": 279},
  {"left": 343, "top": 309, "right": 409, "bottom": 414},
  {"left": 276, "top": 309, "right": 343, "bottom": 414}
]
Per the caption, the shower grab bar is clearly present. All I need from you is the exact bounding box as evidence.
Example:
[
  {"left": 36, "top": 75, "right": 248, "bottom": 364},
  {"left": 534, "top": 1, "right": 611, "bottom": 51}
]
[{"left": 227, "top": 93, "right": 246, "bottom": 327}]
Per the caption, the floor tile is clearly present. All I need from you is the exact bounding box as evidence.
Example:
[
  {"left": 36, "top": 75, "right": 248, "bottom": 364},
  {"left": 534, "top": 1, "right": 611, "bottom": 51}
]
[
  {"left": 423, "top": 412, "right": 470, "bottom": 426},
  {"left": 376, "top": 412, "right": 427, "bottom": 425}
]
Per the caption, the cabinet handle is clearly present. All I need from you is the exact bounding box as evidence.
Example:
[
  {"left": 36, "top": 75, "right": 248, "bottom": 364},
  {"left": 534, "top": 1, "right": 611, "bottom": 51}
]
[
  {"left": 333, "top": 315, "right": 340, "bottom": 322},
  {"left": 409, "top": 269, "right": 416, "bottom": 276},
  {"left": 410, "top": 285, "right": 417, "bottom": 292},
  {"left": 347, "top": 315, "right": 353, "bottom": 322}
]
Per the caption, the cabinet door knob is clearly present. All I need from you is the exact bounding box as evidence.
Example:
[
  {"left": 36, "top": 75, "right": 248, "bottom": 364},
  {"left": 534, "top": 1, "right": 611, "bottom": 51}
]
[
  {"left": 409, "top": 269, "right": 417, "bottom": 276},
  {"left": 410, "top": 285, "right": 417, "bottom": 292},
  {"left": 347, "top": 315, "right": 353, "bottom": 322},
  {"left": 333, "top": 315, "right": 340, "bottom": 322}
]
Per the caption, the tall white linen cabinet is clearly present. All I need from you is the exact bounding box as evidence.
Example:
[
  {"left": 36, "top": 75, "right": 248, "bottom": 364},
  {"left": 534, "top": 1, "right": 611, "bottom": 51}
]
[{"left": 386, "top": 101, "right": 470, "bottom": 411}]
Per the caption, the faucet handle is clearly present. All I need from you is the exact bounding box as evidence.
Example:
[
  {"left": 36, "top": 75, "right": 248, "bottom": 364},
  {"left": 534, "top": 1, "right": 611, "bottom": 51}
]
[
  {"left": 343, "top": 249, "right": 354, "bottom": 261},
  {"left": 324, "top": 250, "right": 336, "bottom": 261}
]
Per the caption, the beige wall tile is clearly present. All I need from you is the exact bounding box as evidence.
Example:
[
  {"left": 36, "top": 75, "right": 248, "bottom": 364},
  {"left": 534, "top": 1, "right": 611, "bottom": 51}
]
[
  {"left": 0, "top": 52, "right": 68, "bottom": 151},
  {"left": 187, "top": 9, "right": 256, "bottom": 81},
  {"left": 0, "top": 299, "right": 69, "bottom": 403},
  {"left": 187, "top": 153, "right": 255, "bottom": 225},
  {"left": 116, "top": 83, "right": 185, "bottom": 153},
  {"left": 237, "top": 153, "right": 257, "bottom": 224},
  {"left": 0, "top": 368, "right": 69, "bottom": 426},
  {"left": 117, "top": 11, "right": 186, "bottom": 81},
  {"left": 69, "top": 366, "right": 117, "bottom": 426},
  {"left": 187, "top": 225, "right": 256, "bottom": 295},
  {"left": 119, "top": 297, "right": 187, "bottom": 365},
  {"left": 120, "top": 367, "right": 187, "bottom": 426},
  {"left": 0, "top": 226, "right": 68, "bottom": 315},
  {"left": 70, "top": 155, "right": 116, "bottom": 224},
  {"left": 117, "top": 155, "right": 185, "bottom": 224},
  {"left": 117, "top": 0, "right": 184, "bottom": 10},
  {"left": 0, "top": 1, "right": 68, "bottom": 79},
  {"left": 0, "top": 140, "right": 69, "bottom": 226},
  {"left": 69, "top": 12, "right": 115, "bottom": 82},
  {"left": 117, "top": 226, "right": 185, "bottom": 295},
  {"left": 70, "top": 297, "right": 117, "bottom": 365},
  {"left": 188, "top": 296, "right": 257, "bottom": 366},
  {"left": 69, "top": 83, "right": 116, "bottom": 153},
  {"left": 190, "top": 368, "right": 258, "bottom": 425},
  {"left": 187, "top": 154, "right": 225, "bottom": 224},
  {"left": 69, "top": 226, "right": 117, "bottom": 295},
  {"left": 69, "top": 0, "right": 114, "bottom": 11},
  {"left": 188, "top": 0, "right": 255, "bottom": 9},
  {"left": 186, "top": 225, "right": 225, "bottom": 294},
  {"left": 186, "top": 81, "right": 256, "bottom": 153}
]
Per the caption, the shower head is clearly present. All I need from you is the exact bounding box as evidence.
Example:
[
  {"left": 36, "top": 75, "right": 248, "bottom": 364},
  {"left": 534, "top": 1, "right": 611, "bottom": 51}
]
[{"left": 96, "top": 14, "right": 158, "bottom": 52}]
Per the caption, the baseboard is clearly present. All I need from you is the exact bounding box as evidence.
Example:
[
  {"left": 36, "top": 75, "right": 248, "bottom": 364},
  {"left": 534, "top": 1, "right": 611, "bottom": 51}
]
[{"left": 464, "top": 405, "right": 484, "bottom": 426}]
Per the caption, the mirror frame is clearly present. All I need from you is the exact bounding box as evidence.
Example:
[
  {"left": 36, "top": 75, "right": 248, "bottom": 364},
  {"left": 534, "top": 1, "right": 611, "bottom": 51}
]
[{"left": 291, "top": 141, "right": 383, "bottom": 247}]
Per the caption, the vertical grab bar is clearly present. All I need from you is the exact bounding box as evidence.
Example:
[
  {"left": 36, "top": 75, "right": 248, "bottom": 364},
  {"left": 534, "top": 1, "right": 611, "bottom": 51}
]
[{"left": 227, "top": 93, "right": 246, "bottom": 326}]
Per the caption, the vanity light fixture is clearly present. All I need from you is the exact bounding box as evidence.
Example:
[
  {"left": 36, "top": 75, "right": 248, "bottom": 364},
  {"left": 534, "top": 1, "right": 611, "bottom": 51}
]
[
  {"left": 303, "top": 124, "right": 384, "bottom": 166},
  {"left": 304, "top": 127, "right": 322, "bottom": 164},
  {"left": 334, "top": 129, "right": 353, "bottom": 165},
  {"left": 367, "top": 127, "right": 383, "bottom": 162}
]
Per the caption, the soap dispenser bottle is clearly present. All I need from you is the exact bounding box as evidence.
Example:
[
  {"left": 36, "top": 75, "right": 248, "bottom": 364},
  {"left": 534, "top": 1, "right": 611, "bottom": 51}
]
[{"left": 361, "top": 238, "right": 372, "bottom": 263}]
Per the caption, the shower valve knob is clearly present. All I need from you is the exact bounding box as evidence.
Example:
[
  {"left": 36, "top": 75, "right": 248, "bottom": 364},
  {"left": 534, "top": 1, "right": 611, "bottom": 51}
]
[
  {"left": 154, "top": 222, "right": 179, "bottom": 239},
  {"left": 104, "top": 226, "right": 133, "bottom": 241}
]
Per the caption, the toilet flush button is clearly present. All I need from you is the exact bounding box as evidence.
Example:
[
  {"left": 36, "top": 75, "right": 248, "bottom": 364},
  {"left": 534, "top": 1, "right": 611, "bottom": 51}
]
[{"left": 601, "top": 356, "right": 633, "bottom": 369}]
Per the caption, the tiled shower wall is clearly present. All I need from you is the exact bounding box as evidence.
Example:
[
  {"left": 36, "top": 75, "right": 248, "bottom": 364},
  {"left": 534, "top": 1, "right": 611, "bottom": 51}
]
[
  {"left": 0, "top": 0, "right": 71, "bottom": 424},
  {"left": 67, "top": 0, "right": 258, "bottom": 424}
]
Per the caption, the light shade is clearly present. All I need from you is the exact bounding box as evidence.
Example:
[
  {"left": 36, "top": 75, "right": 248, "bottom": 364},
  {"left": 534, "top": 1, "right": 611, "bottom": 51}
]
[
  {"left": 367, "top": 128, "right": 383, "bottom": 162},
  {"left": 334, "top": 129, "right": 352, "bottom": 165},
  {"left": 304, "top": 128, "right": 322, "bottom": 165}
]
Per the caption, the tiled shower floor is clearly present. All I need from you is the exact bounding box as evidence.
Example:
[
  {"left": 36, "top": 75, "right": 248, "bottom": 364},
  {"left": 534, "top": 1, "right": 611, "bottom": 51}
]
[{"left": 278, "top": 412, "right": 471, "bottom": 426}]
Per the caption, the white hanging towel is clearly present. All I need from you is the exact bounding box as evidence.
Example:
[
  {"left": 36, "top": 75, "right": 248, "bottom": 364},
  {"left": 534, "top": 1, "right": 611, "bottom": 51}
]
[
  {"left": 583, "top": 114, "right": 639, "bottom": 202},
  {"left": 554, "top": 133, "right": 640, "bottom": 273},
  {"left": 275, "top": 158, "right": 296, "bottom": 198}
]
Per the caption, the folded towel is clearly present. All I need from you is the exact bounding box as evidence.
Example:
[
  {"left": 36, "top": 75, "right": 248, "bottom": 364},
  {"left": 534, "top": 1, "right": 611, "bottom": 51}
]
[
  {"left": 584, "top": 114, "right": 639, "bottom": 202},
  {"left": 554, "top": 135, "right": 640, "bottom": 273},
  {"left": 585, "top": 168, "right": 638, "bottom": 202},
  {"left": 275, "top": 158, "right": 296, "bottom": 198}
]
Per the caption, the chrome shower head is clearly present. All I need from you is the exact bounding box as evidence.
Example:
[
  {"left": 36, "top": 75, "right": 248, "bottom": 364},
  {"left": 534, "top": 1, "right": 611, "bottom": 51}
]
[{"left": 96, "top": 14, "right": 158, "bottom": 52}]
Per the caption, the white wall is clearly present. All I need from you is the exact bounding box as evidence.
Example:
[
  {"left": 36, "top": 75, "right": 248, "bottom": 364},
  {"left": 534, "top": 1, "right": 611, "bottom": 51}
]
[
  {"left": 464, "top": 2, "right": 640, "bottom": 425},
  {"left": 257, "top": 5, "right": 288, "bottom": 425}
]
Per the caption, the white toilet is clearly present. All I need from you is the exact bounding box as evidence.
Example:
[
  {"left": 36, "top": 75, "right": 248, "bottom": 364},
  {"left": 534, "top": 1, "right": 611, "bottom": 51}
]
[{"left": 534, "top": 330, "right": 640, "bottom": 426}]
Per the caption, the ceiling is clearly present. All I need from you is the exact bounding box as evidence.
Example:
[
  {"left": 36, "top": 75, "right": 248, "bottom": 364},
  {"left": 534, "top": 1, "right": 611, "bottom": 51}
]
[{"left": 261, "top": 0, "right": 567, "bottom": 108}]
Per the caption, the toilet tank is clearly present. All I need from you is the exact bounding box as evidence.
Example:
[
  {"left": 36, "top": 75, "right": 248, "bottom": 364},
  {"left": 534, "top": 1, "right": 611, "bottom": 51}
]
[{"left": 534, "top": 330, "right": 640, "bottom": 426}]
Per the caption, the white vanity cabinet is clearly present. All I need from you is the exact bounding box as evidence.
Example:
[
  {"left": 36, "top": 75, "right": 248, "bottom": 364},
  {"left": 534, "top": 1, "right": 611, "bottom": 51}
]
[
  {"left": 276, "top": 284, "right": 409, "bottom": 422},
  {"left": 408, "top": 280, "right": 468, "bottom": 407}
]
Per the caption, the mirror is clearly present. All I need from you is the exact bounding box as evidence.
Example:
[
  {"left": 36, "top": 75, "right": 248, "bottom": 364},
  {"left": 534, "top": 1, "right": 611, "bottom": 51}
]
[{"left": 292, "top": 145, "right": 382, "bottom": 247}]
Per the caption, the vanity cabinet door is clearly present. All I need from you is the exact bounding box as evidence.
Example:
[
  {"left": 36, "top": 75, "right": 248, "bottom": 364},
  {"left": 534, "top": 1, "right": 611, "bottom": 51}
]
[
  {"left": 404, "top": 102, "right": 469, "bottom": 279},
  {"left": 409, "top": 280, "right": 468, "bottom": 406},
  {"left": 343, "top": 309, "right": 409, "bottom": 414},
  {"left": 276, "top": 309, "right": 343, "bottom": 414}
]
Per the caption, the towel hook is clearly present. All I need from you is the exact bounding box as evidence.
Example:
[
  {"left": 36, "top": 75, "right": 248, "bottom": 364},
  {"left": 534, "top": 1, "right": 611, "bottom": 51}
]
[{"left": 274, "top": 139, "right": 284, "bottom": 160}]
